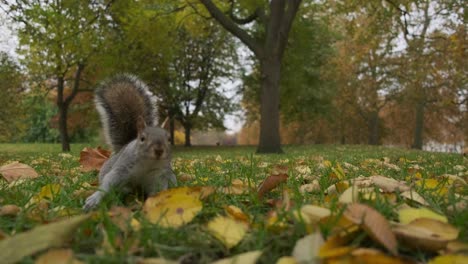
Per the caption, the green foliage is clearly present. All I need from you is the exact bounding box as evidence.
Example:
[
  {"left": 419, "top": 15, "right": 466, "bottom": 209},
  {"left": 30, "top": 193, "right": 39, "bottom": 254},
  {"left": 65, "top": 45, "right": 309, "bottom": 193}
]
[
  {"left": 21, "top": 89, "right": 60, "bottom": 143},
  {"left": 0, "top": 52, "right": 25, "bottom": 142}
]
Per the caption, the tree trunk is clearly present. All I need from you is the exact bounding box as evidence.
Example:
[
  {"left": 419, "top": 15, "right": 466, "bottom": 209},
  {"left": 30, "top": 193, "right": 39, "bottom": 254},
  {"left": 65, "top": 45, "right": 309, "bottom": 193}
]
[
  {"left": 169, "top": 116, "right": 175, "bottom": 146},
  {"left": 184, "top": 124, "right": 191, "bottom": 147},
  {"left": 56, "top": 76, "right": 70, "bottom": 152},
  {"left": 368, "top": 111, "right": 380, "bottom": 145},
  {"left": 412, "top": 102, "right": 425, "bottom": 149},
  {"left": 257, "top": 58, "right": 283, "bottom": 153}
]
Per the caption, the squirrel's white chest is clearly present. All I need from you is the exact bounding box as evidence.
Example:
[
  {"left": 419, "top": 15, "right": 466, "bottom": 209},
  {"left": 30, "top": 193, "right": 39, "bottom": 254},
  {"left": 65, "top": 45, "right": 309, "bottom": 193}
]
[{"left": 128, "top": 160, "right": 166, "bottom": 186}]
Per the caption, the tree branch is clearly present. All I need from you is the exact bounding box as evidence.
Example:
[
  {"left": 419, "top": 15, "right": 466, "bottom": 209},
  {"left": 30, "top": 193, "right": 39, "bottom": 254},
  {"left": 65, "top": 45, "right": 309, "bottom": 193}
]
[{"left": 198, "top": 0, "right": 262, "bottom": 57}]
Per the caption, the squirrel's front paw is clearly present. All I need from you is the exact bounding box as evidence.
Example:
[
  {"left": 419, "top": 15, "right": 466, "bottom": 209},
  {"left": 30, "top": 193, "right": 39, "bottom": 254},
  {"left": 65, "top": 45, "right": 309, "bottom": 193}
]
[{"left": 83, "top": 191, "right": 103, "bottom": 211}]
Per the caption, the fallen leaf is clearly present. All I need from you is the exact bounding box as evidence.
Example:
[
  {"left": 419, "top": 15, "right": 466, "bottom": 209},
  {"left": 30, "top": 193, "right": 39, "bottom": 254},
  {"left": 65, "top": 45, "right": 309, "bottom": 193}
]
[
  {"left": 0, "top": 214, "right": 89, "bottom": 264},
  {"left": 398, "top": 207, "right": 447, "bottom": 224},
  {"left": 257, "top": 173, "right": 288, "bottom": 199},
  {"left": 26, "top": 184, "right": 61, "bottom": 207},
  {"left": 0, "top": 162, "right": 39, "bottom": 183},
  {"left": 143, "top": 187, "right": 204, "bottom": 228},
  {"left": 79, "top": 146, "right": 111, "bottom": 172},
  {"left": 178, "top": 173, "right": 195, "bottom": 182},
  {"left": 393, "top": 218, "right": 459, "bottom": 252},
  {"left": 206, "top": 215, "right": 248, "bottom": 249},
  {"left": 428, "top": 254, "right": 468, "bottom": 264},
  {"left": 0, "top": 205, "right": 21, "bottom": 217},
  {"left": 445, "top": 241, "right": 468, "bottom": 254},
  {"left": 225, "top": 205, "right": 249, "bottom": 223},
  {"left": 292, "top": 231, "right": 324, "bottom": 264},
  {"left": 219, "top": 179, "right": 250, "bottom": 195},
  {"left": 370, "top": 176, "right": 410, "bottom": 192},
  {"left": 276, "top": 256, "right": 297, "bottom": 264},
  {"left": 400, "top": 190, "right": 429, "bottom": 206},
  {"left": 350, "top": 248, "right": 411, "bottom": 264},
  {"left": 212, "top": 250, "right": 262, "bottom": 264},
  {"left": 339, "top": 186, "right": 375, "bottom": 204},
  {"left": 35, "top": 248, "right": 83, "bottom": 264},
  {"left": 299, "top": 180, "right": 320, "bottom": 194},
  {"left": 136, "top": 258, "right": 178, "bottom": 264},
  {"left": 300, "top": 205, "right": 331, "bottom": 224},
  {"left": 344, "top": 203, "right": 398, "bottom": 255}
]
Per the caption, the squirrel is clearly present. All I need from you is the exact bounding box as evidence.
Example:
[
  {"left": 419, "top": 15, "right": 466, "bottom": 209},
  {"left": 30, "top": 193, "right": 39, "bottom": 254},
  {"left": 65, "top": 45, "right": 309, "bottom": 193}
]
[{"left": 83, "top": 74, "right": 177, "bottom": 211}]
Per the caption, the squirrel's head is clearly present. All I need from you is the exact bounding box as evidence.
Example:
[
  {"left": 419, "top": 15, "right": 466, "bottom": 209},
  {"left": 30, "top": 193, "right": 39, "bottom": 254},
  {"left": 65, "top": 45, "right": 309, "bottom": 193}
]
[{"left": 136, "top": 116, "right": 171, "bottom": 160}]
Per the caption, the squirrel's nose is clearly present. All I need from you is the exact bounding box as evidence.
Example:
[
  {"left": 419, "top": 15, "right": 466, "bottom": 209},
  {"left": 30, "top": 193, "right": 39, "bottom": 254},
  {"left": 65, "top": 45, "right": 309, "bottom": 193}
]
[{"left": 154, "top": 148, "right": 164, "bottom": 157}]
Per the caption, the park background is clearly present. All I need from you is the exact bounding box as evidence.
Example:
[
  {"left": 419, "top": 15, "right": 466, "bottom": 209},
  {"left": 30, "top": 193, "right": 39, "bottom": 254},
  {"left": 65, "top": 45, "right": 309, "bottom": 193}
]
[{"left": 0, "top": 0, "right": 466, "bottom": 153}]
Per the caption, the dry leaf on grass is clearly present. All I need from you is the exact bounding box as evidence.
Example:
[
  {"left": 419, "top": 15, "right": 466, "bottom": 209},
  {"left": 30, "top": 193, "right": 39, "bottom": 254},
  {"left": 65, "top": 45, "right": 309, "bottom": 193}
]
[
  {"left": 225, "top": 205, "right": 249, "bottom": 223},
  {"left": 0, "top": 214, "right": 89, "bottom": 264},
  {"left": 350, "top": 248, "right": 412, "bottom": 264},
  {"left": 219, "top": 179, "right": 250, "bottom": 195},
  {"left": 400, "top": 190, "right": 429, "bottom": 206},
  {"left": 26, "top": 184, "right": 61, "bottom": 207},
  {"left": 428, "top": 254, "right": 468, "bottom": 264},
  {"left": 257, "top": 173, "right": 288, "bottom": 199},
  {"left": 344, "top": 203, "right": 398, "bottom": 255},
  {"left": 0, "top": 162, "right": 39, "bottom": 183},
  {"left": 299, "top": 180, "right": 320, "bottom": 194},
  {"left": 143, "top": 187, "right": 207, "bottom": 228},
  {"left": 206, "top": 215, "right": 248, "bottom": 249},
  {"left": 35, "top": 248, "right": 83, "bottom": 264},
  {"left": 136, "top": 258, "right": 178, "bottom": 264},
  {"left": 212, "top": 250, "right": 262, "bottom": 264},
  {"left": 79, "top": 147, "right": 111, "bottom": 172},
  {"left": 0, "top": 205, "right": 21, "bottom": 217},
  {"left": 300, "top": 205, "right": 331, "bottom": 224},
  {"left": 276, "top": 256, "right": 298, "bottom": 264},
  {"left": 292, "top": 231, "right": 324, "bottom": 264},
  {"left": 398, "top": 207, "right": 447, "bottom": 224},
  {"left": 393, "top": 218, "right": 459, "bottom": 252},
  {"left": 369, "top": 175, "right": 410, "bottom": 192}
]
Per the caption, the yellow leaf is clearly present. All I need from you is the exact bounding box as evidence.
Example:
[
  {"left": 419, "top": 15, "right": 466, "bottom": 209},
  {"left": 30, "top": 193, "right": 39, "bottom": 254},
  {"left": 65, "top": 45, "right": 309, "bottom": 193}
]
[
  {"left": 393, "top": 218, "right": 459, "bottom": 252},
  {"left": 0, "top": 215, "right": 89, "bottom": 264},
  {"left": 39, "top": 184, "right": 61, "bottom": 201},
  {"left": 428, "top": 255, "right": 468, "bottom": 264},
  {"left": 207, "top": 215, "right": 248, "bottom": 249},
  {"left": 143, "top": 187, "right": 204, "bottom": 228},
  {"left": 212, "top": 250, "right": 262, "bottom": 264},
  {"left": 416, "top": 179, "right": 448, "bottom": 195},
  {"left": 319, "top": 246, "right": 353, "bottom": 259},
  {"left": 398, "top": 207, "right": 447, "bottom": 224},
  {"left": 225, "top": 205, "right": 249, "bottom": 223},
  {"left": 350, "top": 248, "right": 410, "bottom": 264}
]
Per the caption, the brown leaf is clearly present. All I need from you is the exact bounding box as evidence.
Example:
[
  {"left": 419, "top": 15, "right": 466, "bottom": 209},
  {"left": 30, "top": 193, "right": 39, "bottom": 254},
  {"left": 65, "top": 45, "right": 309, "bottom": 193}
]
[
  {"left": 344, "top": 203, "right": 398, "bottom": 255},
  {"left": 79, "top": 147, "right": 111, "bottom": 172},
  {"left": 0, "top": 205, "right": 21, "bottom": 217},
  {"left": 0, "top": 214, "right": 89, "bottom": 264},
  {"left": 0, "top": 162, "right": 39, "bottom": 183},
  {"left": 257, "top": 173, "right": 288, "bottom": 199}
]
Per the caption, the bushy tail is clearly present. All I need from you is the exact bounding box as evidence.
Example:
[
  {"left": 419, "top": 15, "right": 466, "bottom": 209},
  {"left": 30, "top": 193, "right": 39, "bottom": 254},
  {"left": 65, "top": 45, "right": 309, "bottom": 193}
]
[{"left": 95, "top": 74, "right": 157, "bottom": 152}]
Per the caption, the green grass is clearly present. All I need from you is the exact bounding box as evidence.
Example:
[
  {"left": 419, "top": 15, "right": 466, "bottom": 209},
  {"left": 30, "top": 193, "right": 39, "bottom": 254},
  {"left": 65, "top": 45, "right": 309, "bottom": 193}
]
[{"left": 0, "top": 143, "right": 467, "bottom": 263}]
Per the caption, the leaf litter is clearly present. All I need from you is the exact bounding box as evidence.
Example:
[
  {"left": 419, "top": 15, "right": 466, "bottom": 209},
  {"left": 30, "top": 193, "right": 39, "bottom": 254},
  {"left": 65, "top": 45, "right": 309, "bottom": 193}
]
[{"left": 0, "top": 147, "right": 466, "bottom": 263}]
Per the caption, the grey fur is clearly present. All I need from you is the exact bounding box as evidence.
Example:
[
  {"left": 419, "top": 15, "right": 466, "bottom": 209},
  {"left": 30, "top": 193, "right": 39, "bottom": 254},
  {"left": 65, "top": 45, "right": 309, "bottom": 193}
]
[{"left": 83, "top": 75, "right": 177, "bottom": 211}]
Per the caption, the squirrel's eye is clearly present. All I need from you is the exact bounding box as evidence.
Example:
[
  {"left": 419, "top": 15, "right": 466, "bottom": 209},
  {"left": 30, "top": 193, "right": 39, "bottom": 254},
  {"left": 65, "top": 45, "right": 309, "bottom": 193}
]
[{"left": 140, "top": 136, "right": 145, "bottom": 142}]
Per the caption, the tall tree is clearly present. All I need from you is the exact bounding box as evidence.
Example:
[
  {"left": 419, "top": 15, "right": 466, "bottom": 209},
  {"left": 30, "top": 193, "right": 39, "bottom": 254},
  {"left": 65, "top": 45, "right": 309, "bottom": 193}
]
[
  {"left": 2, "top": 0, "right": 111, "bottom": 151},
  {"left": 197, "top": 0, "right": 302, "bottom": 153}
]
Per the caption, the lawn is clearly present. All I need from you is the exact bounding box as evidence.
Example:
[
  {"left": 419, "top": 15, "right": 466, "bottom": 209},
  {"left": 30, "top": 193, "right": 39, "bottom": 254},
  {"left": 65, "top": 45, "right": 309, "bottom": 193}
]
[{"left": 0, "top": 143, "right": 467, "bottom": 263}]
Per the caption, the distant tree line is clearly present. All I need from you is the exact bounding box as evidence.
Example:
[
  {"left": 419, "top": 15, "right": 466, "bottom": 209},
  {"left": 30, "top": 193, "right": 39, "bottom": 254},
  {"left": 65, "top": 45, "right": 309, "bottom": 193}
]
[{"left": 0, "top": 0, "right": 465, "bottom": 152}]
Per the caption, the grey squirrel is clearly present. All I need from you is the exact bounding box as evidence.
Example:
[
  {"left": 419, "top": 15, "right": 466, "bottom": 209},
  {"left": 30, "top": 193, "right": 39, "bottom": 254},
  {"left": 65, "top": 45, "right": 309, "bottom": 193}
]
[{"left": 83, "top": 74, "right": 177, "bottom": 211}]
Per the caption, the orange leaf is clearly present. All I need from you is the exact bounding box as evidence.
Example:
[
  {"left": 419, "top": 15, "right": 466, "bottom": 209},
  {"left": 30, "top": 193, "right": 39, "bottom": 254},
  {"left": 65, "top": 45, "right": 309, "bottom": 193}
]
[
  {"left": 344, "top": 203, "right": 398, "bottom": 255},
  {"left": 257, "top": 173, "right": 288, "bottom": 199},
  {"left": 0, "top": 162, "right": 39, "bottom": 182},
  {"left": 79, "top": 147, "right": 111, "bottom": 172}
]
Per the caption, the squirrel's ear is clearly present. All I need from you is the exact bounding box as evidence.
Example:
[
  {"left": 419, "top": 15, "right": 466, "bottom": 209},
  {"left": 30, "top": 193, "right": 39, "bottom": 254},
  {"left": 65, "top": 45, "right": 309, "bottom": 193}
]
[{"left": 137, "top": 116, "right": 146, "bottom": 134}]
